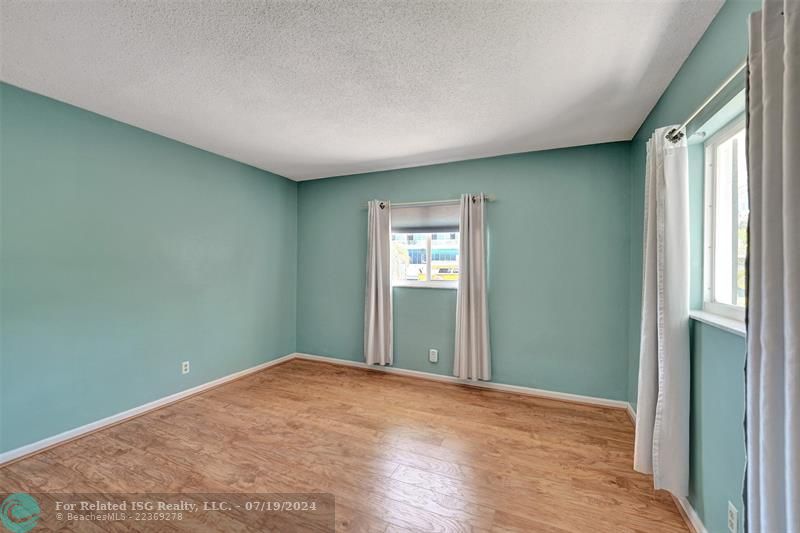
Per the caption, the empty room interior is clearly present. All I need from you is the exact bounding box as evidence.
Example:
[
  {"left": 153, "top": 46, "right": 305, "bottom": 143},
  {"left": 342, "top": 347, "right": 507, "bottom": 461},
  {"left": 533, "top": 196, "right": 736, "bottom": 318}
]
[{"left": 1, "top": 0, "right": 798, "bottom": 532}]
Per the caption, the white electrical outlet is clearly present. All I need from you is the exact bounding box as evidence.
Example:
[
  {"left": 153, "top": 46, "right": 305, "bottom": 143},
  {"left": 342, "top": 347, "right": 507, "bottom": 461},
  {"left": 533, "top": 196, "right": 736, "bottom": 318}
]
[
  {"left": 429, "top": 349, "right": 438, "bottom": 363},
  {"left": 181, "top": 361, "right": 190, "bottom": 375},
  {"left": 727, "top": 501, "right": 738, "bottom": 533}
]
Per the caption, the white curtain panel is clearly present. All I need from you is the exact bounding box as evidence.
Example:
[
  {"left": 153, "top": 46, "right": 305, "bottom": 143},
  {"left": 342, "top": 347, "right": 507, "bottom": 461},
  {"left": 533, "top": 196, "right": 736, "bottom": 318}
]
[
  {"left": 746, "top": 2, "right": 799, "bottom": 531},
  {"left": 364, "top": 200, "right": 393, "bottom": 366},
  {"left": 454, "top": 193, "right": 491, "bottom": 381},
  {"left": 633, "top": 126, "right": 691, "bottom": 496}
]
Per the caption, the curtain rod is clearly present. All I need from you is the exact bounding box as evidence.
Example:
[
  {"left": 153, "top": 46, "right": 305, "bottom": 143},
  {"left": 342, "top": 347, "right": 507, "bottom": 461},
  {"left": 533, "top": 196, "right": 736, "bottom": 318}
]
[
  {"left": 365, "top": 194, "right": 496, "bottom": 209},
  {"left": 665, "top": 61, "right": 746, "bottom": 144}
]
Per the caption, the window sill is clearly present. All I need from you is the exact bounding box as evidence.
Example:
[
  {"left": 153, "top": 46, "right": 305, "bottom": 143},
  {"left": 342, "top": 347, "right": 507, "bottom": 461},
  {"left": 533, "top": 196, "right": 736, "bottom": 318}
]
[
  {"left": 689, "top": 310, "right": 746, "bottom": 337},
  {"left": 393, "top": 282, "right": 458, "bottom": 290}
]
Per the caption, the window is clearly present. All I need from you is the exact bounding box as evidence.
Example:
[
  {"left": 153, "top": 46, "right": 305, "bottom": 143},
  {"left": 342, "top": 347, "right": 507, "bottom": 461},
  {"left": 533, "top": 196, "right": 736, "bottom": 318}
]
[
  {"left": 703, "top": 117, "right": 748, "bottom": 322},
  {"left": 391, "top": 232, "right": 459, "bottom": 287},
  {"left": 389, "top": 202, "right": 460, "bottom": 288}
]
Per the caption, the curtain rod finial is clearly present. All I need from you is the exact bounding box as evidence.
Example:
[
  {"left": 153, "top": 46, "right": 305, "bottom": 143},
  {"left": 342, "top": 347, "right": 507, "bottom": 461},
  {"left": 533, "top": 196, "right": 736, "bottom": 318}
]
[{"left": 666, "top": 128, "right": 685, "bottom": 143}]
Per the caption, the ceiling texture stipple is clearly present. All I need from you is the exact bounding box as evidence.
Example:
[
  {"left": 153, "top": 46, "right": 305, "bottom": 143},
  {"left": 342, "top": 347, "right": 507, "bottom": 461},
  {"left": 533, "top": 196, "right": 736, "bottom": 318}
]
[{"left": 1, "top": 1, "right": 724, "bottom": 181}]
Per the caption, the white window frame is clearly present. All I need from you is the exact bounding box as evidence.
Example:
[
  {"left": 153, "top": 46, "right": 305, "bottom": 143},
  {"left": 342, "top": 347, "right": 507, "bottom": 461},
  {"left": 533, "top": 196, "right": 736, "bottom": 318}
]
[
  {"left": 392, "top": 233, "right": 458, "bottom": 290},
  {"left": 702, "top": 116, "right": 746, "bottom": 323}
]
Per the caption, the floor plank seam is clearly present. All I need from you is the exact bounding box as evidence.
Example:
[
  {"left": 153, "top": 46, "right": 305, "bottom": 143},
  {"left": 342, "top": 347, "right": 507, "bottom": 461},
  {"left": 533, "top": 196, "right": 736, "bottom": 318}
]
[{"left": 1, "top": 359, "right": 689, "bottom": 532}]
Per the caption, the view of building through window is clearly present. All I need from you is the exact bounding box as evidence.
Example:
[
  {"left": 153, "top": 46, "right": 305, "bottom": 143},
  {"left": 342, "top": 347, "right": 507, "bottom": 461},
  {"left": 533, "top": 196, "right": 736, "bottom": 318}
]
[{"left": 391, "top": 232, "right": 459, "bottom": 284}]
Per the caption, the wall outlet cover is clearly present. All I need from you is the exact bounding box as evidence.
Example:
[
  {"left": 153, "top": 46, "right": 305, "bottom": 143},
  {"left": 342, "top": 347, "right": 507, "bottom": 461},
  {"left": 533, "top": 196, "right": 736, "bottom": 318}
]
[
  {"left": 428, "top": 349, "right": 438, "bottom": 363},
  {"left": 181, "top": 361, "right": 190, "bottom": 375}
]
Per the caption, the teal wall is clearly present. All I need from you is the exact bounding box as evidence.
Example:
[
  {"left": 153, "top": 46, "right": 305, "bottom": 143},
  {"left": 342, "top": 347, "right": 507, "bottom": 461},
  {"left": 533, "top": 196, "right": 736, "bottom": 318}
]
[
  {"left": 1, "top": 9, "right": 757, "bottom": 530},
  {"left": 689, "top": 143, "right": 705, "bottom": 310},
  {"left": 393, "top": 288, "right": 457, "bottom": 376},
  {"left": 297, "top": 142, "right": 632, "bottom": 400},
  {"left": 627, "top": 0, "right": 758, "bottom": 407},
  {"left": 0, "top": 83, "right": 298, "bottom": 453},
  {"left": 626, "top": 1, "right": 758, "bottom": 531},
  {"left": 689, "top": 321, "right": 747, "bottom": 533}
]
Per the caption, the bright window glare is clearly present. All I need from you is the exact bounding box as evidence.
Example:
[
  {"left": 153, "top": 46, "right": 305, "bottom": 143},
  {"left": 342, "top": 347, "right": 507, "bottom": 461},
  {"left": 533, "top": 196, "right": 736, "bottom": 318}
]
[
  {"left": 734, "top": 129, "right": 748, "bottom": 307},
  {"left": 705, "top": 119, "right": 748, "bottom": 319},
  {"left": 713, "top": 136, "right": 734, "bottom": 305}
]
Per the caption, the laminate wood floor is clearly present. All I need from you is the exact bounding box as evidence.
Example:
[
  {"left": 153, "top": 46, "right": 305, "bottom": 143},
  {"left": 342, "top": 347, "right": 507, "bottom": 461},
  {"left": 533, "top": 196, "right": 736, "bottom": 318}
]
[{"left": 0, "top": 359, "right": 688, "bottom": 532}]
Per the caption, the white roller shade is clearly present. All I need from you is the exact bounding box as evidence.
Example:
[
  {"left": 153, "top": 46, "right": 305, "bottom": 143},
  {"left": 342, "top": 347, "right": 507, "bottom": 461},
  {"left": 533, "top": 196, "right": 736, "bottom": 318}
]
[{"left": 390, "top": 203, "right": 460, "bottom": 233}]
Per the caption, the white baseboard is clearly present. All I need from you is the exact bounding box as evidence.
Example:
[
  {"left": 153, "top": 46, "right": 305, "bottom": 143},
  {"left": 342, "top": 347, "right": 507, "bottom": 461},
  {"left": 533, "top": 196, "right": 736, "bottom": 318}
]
[
  {"left": 673, "top": 496, "right": 709, "bottom": 533},
  {"left": 299, "top": 355, "right": 698, "bottom": 527},
  {"left": 1, "top": 351, "right": 635, "bottom": 467},
  {"left": 624, "top": 402, "right": 705, "bottom": 533},
  {"left": 4, "top": 350, "right": 699, "bottom": 531},
  {"left": 0, "top": 353, "right": 295, "bottom": 466},
  {"left": 292, "top": 352, "right": 631, "bottom": 410},
  {"left": 626, "top": 402, "right": 637, "bottom": 425}
]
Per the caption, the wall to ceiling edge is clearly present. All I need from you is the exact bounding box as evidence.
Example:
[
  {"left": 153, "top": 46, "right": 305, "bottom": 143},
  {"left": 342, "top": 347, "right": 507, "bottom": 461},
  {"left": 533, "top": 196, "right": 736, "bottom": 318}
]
[
  {"left": 625, "top": 2, "right": 759, "bottom": 531},
  {"left": 0, "top": 82, "right": 299, "bottom": 452},
  {"left": 296, "top": 141, "right": 633, "bottom": 402},
  {"left": 0, "top": 19, "right": 758, "bottom": 530}
]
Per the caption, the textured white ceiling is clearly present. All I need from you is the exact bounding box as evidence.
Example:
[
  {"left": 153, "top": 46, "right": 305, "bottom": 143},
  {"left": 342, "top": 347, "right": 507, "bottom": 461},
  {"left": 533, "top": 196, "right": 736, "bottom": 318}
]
[{"left": 1, "top": 1, "right": 723, "bottom": 180}]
